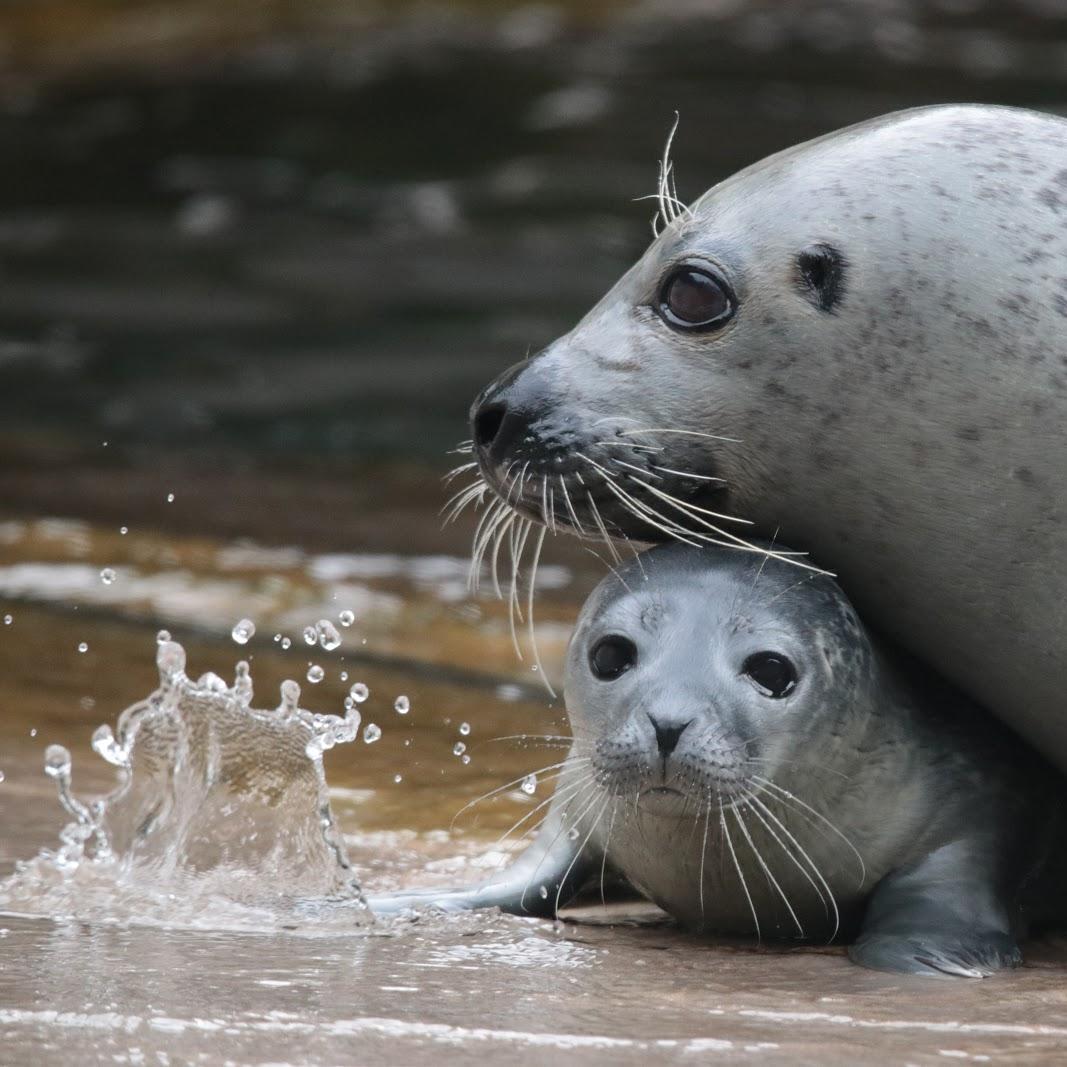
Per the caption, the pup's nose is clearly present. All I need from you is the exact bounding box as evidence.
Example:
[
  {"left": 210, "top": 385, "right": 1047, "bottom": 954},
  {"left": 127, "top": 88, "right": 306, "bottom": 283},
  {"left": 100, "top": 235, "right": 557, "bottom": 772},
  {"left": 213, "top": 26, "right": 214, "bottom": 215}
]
[{"left": 648, "top": 714, "right": 692, "bottom": 758}]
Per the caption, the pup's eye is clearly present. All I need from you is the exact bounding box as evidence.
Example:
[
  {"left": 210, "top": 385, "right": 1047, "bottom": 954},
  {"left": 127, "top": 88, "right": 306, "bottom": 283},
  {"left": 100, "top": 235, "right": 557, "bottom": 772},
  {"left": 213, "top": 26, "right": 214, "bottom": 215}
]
[
  {"left": 657, "top": 265, "right": 735, "bottom": 330},
  {"left": 589, "top": 635, "right": 637, "bottom": 681},
  {"left": 742, "top": 652, "right": 798, "bottom": 698}
]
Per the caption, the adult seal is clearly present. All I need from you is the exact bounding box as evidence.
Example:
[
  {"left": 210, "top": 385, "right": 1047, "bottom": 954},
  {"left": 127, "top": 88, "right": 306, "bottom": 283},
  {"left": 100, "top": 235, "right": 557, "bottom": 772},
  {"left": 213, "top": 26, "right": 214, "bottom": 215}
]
[
  {"left": 465, "top": 104, "right": 1067, "bottom": 771},
  {"left": 372, "top": 544, "right": 1066, "bottom": 977}
]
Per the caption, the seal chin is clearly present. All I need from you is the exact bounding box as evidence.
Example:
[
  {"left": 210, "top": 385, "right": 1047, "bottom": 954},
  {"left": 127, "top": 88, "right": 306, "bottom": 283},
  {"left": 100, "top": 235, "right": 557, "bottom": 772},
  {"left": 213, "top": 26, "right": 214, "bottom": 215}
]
[{"left": 636, "top": 786, "right": 691, "bottom": 817}]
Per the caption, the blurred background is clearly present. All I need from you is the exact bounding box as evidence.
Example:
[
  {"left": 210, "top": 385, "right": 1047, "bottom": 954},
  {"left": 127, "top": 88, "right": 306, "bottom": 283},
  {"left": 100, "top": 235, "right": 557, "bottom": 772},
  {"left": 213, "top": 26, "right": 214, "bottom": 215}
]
[
  {"left": 2, "top": 0, "right": 1067, "bottom": 545},
  {"left": 2, "top": 0, "right": 1067, "bottom": 841}
]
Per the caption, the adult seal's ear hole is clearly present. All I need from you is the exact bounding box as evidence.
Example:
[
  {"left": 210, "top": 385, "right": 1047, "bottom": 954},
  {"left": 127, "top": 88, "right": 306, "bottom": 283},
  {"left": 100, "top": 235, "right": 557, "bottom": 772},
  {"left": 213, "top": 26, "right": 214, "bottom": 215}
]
[{"left": 796, "top": 243, "right": 846, "bottom": 313}]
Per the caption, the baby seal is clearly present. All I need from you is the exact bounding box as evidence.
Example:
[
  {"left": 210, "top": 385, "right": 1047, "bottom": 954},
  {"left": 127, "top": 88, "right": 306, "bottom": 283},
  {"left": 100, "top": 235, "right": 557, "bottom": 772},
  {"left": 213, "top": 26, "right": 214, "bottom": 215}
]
[{"left": 371, "top": 544, "right": 1066, "bottom": 978}]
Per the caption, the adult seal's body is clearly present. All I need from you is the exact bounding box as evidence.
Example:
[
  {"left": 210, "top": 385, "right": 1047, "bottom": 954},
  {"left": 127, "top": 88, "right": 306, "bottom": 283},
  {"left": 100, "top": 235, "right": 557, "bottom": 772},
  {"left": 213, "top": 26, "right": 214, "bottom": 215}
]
[
  {"left": 465, "top": 104, "right": 1067, "bottom": 770},
  {"left": 372, "top": 545, "right": 1066, "bottom": 977}
]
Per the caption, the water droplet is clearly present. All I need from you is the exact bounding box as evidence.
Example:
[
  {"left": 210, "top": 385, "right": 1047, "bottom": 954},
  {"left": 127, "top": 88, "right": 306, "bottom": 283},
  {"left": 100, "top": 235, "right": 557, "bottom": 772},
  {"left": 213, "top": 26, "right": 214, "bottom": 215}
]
[
  {"left": 461, "top": 754, "right": 471, "bottom": 765},
  {"left": 29, "top": 728, "right": 36, "bottom": 737},
  {"left": 339, "top": 670, "right": 348, "bottom": 682},
  {"left": 316, "top": 619, "right": 341, "bottom": 651},
  {"left": 567, "top": 827, "right": 580, "bottom": 841},
  {"left": 521, "top": 774, "right": 537, "bottom": 795},
  {"left": 539, "top": 885, "right": 548, "bottom": 899},
  {"left": 197, "top": 671, "right": 227, "bottom": 692},
  {"left": 99, "top": 567, "right": 117, "bottom": 585},
  {"left": 0, "top": 770, "right": 4, "bottom": 783},
  {"left": 2, "top": 614, "right": 11, "bottom": 626},
  {"left": 279, "top": 679, "right": 300, "bottom": 712},
  {"left": 44, "top": 744, "right": 71, "bottom": 779},
  {"left": 119, "top": 526, "right": 128, "bottom": 535},
  {"left": 231, "top": 618, "right": 255, "bottom": 645},
  {"left": 77, "top": 642, "right": 88, "bottom": 653},
  {"left": 394, "top": 695, "right": 410, "bottom": 715},
  {"left": 393, "top": 774, "right": 403, "bottom": 784},
  {"left": 280, "top": 636, "right": 291, "bottom": 650},
  {"left": 166, "top": 492, "right": 175, "bottom": 503},
  {"left": 459, "top": 721, "right": 470, "bottom": 736},
  {"left": 156, "top": 640, "right": 186, "bottom": 677},
  {"left": 453, "top": 741, "right": 466, "bottom": 756},
  {"left": 349, "top": 682, "right": 369, "bottom": 704},
  {"left": 156, "top": 629, "right": 171, "bottom": 645},
  {"left": 363, "top": 723, "right": 381, "bottom": 744},
  {"left": 339, "top": 609, "right": 355, "bottom": 627},
  {"left": 91, "top": 724, "right": 129, "bottom": 767},
  {"left": 302, "top": 626, "right": 317, "bottom": 646},
  {"left": 307, "top": 664, "right": 325, "bottom": 684},
  {"left": 233, "top": 662, "right": 253, "bottom": 702}
]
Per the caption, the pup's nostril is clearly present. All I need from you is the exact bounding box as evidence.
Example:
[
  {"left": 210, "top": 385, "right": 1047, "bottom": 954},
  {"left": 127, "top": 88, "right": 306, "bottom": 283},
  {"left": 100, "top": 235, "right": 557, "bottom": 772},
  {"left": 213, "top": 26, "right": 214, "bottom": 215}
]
[
  {"left": 474, "top": 402, "right": 506, "bottom": 450},
  {"left": 648, "top": 714, "right": 692, "bottom": 758}
]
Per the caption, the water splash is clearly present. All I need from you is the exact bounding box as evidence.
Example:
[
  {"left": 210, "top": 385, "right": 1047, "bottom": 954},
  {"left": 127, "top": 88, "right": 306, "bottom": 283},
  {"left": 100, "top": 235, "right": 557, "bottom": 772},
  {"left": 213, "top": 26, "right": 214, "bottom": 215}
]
[
  {"left": 316, "top": 619, "right": 342, "bottom": 651},
  {"left": 0, "top": 636, "right": 370, "bottom": 930}
]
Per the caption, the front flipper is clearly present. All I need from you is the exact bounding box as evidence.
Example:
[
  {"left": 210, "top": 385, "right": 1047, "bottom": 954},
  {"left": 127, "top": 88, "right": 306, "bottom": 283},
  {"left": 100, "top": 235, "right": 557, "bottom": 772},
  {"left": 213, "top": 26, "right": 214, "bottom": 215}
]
[
  {"left": 849, "top": 840, "right": 1022, "bottom": 978},
  {"left": 368, "top": 770, "right": 602, "bottom": 919}
]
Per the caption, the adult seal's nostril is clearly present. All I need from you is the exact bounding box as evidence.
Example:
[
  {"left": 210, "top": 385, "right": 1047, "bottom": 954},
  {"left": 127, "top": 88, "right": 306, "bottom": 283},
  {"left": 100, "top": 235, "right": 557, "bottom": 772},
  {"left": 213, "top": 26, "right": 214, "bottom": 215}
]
[
  {"left": 468, "top": 359, "right": 540, "bottom": 465},
  {"left": 648, "top": 713, "right": 692, "bottom": 758},
  {"left": 473, "top": 401, "right": 506, "bottom": 451}
]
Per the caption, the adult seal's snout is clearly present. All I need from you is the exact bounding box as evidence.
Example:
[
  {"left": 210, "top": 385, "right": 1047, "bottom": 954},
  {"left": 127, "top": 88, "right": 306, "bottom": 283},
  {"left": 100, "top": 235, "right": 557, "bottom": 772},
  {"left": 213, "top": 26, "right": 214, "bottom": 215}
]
[
  {"left": 470, "top": 353, "right": 593, "bottom": 519},
  {"left": 467, "top": 103, "right": 1067, "bottom": 775}
]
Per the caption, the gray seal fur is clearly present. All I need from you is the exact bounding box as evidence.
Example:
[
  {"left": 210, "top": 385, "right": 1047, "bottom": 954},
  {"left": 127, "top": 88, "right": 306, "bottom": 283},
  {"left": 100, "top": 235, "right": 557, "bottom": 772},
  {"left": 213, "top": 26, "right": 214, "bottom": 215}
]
[
  {"left": 371, "top": 544, "right": 1066, "bottom": 977},
  {"left": 465, "top": 104, "right": 1067, "bottom": 773}
]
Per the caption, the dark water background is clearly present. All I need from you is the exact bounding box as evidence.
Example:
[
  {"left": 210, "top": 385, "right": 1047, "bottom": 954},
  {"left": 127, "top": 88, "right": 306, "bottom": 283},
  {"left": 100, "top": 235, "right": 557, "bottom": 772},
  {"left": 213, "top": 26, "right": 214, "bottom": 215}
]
[{"left": 1, "top": 0, "right": 1066, "bottom": 498}]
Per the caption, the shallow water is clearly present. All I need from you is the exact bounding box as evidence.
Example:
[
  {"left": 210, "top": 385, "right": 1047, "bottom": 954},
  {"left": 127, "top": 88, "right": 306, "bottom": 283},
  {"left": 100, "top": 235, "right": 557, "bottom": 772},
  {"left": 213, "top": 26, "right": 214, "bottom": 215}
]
[{"left": 3, "top": 517, "right": 1067, "bottom": 1064}]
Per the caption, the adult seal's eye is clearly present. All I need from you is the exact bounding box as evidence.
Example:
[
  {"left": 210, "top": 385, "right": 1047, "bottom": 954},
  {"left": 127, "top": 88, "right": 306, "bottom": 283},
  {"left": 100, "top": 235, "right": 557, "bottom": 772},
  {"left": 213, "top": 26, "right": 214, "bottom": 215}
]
[
  {"left": 742, "top": 652, "right": 798, "bottom": 698},
  {"left": 658, "top": 265, "right": 735, "bottom": 330},
  {"left": 589, "top": 635, "right": 637, "bottom": 680}
]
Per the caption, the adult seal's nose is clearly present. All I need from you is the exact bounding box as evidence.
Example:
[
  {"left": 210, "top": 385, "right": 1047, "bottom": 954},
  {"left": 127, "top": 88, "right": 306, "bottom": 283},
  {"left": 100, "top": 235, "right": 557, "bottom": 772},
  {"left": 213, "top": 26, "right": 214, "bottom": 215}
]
[
  {"left": 470, "top": 360, "right": 536, "bottom": 466},
  {"left": 648, "top": 713, "right": 693, "bottom": 758}
]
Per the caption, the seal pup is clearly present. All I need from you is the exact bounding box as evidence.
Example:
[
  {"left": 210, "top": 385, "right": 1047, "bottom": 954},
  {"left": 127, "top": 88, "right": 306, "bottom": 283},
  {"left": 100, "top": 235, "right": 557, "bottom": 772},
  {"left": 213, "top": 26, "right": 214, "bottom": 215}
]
[
  {"left": 462, "top": 104, "right": 1067, "bottom": 771},
  {"left": 371, "top": 544, "right": 1066, "bottom": 978}
]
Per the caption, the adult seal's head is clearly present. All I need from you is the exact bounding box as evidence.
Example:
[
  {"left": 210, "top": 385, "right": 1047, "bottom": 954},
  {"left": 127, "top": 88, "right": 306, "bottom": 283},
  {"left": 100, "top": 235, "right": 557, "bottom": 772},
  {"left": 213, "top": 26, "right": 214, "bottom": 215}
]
[
  {"left": 466, "top": 103, "right": 1067, "bottom": 774},
  {"left": 371, "top": 543, "right": 1066, "bottom": 977}
]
